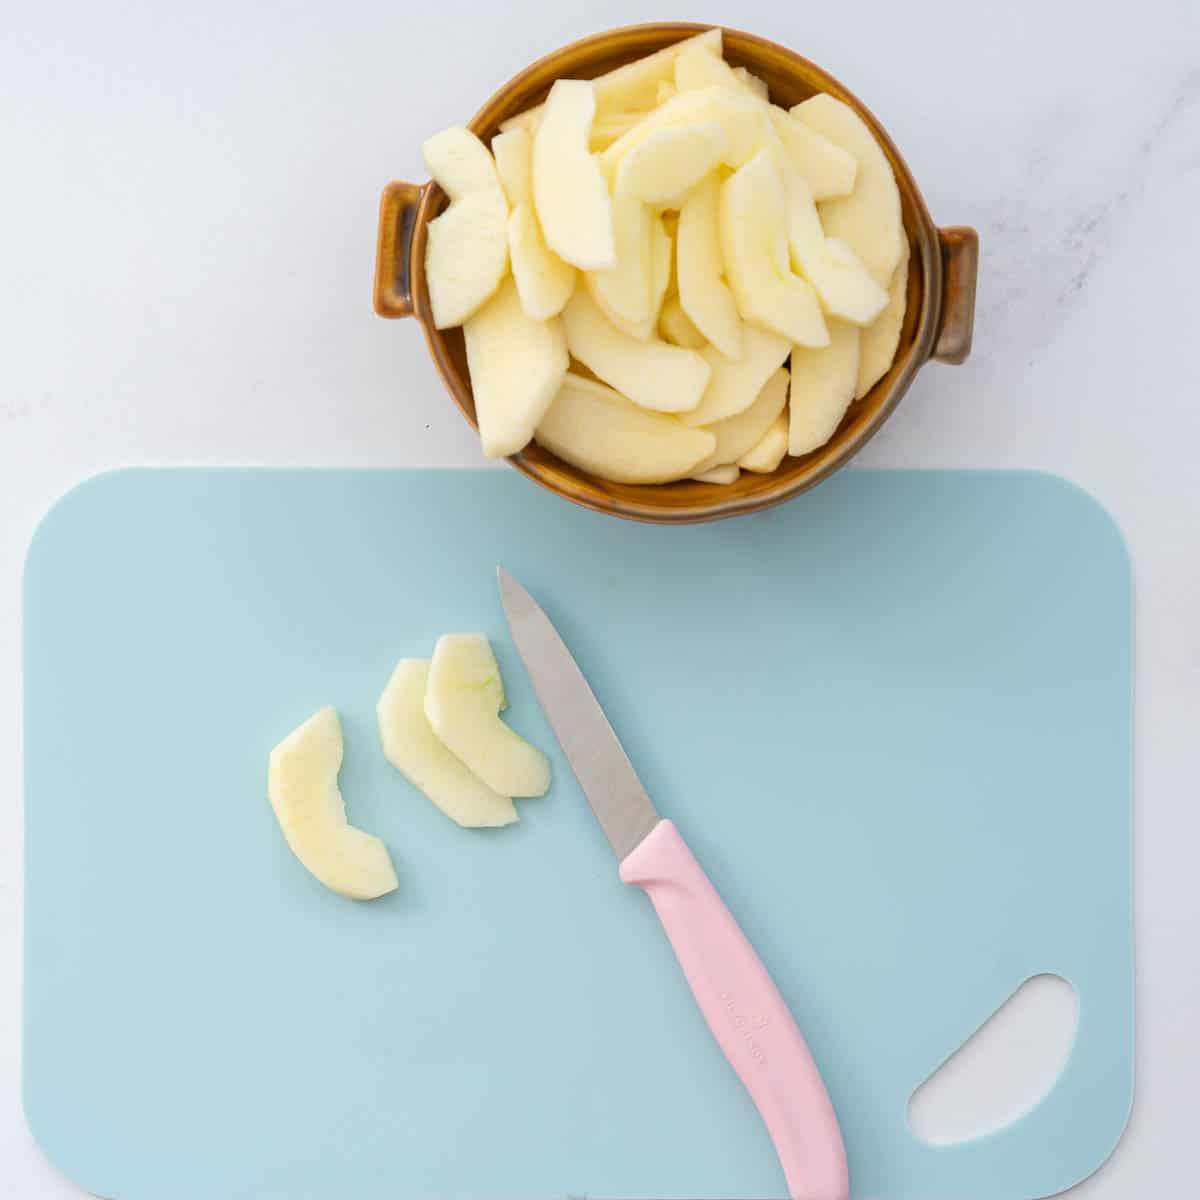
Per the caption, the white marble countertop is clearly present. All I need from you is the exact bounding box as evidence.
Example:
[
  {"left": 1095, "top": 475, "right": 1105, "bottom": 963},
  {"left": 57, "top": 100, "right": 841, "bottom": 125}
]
[{"left": 3, "top": 0, "right": 1198, "bottom": 1195}]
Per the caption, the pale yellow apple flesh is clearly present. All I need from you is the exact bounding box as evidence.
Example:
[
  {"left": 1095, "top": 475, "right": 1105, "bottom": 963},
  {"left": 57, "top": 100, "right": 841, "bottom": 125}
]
[
  {"left": 767, "top": 106, "right": 856, "bottom": 201},
  {"left": 492, "top": 128, "right": 575, "bottom": 320},
  {"left": 674, "top": 41, "right": 740, "bottom": 92},
  {"left": 779, "top": 162, "right": 888, "bottom": 325},
  {"left": 536, "top": 372, "right": 717, "bottom": 484},
  {"left": 659, "top": 295, "right": 708, "bottom": 348},
  {"left": 734, "top": 67, "right": 769, "bottom": 101},
  {"left": 792, "top": 94, "right": 904, "bottom": 287},
  {"left": 425, "top": 635, "right": 551, "bottom": 799},
  {"left": 496, "top": 29, "right": 723, "bottom": 138},
  {"left": 268, "top": 708, "right": 398, "bottom": 901},
  {"left": 789, "top": 319, "right": 861, "bottom": 455},
  {"left": 586, "top": 178, "right": 653, "bottom": 325},
  {"left": 583, "top": 210, "right": 669, "bottom": 341},
  {"left": 692, "top": 464, "right": 741, "bottom": 484},
  {"left": 562, "top": 288, "right": 711, "bottom": 414},
  {"left": 533, "top": 80, "right": 616, "bottom": 271},
  {"left": 592, "top": 28, "right": 722, "bottom": 114},
  {"left": 619, "top": 122, "right": 728, "bottom": 206},
  {"left": 378, "top": 659, "right": 518, "bottom": 828},
  {"left": 719, "top": 151, "right": 829, "bottom": 347},
  {"left": 856, "top": 242, "right": 909, "bottom": 398},
  {"left": 463, "top": 278, "right": 568, "bottom": 458},
  {"left": 422, "top": 126, "right": 509, "bottom": 329},
  {"left": 677, "top": 174, "right": 744, "bottom": 360},
  {"left": 682, "top": 322, "right": 792, "bottom": 427},
  {"left": 601, "top": 85, "right": 769, "bottom": 176},
  {"left": 692, "top": 367, "right": 790, "bottom": 473},
  {"left": 738, "top": 411, "right": 790, "bottom": 472}
]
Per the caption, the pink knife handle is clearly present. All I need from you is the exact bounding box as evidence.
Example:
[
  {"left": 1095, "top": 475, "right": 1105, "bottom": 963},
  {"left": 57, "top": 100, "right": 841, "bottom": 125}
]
[{"left": 620, "top": 819, "right": 848, "bottom": 1200}]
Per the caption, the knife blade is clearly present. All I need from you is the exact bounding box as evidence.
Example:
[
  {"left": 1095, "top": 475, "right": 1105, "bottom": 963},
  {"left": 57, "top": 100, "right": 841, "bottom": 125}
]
[
  {"left": 497, "top": 566, "right": 658, "bottom": 861},
  {"left": 497, "top": 567, "right": 849, "bottom": 1200}
]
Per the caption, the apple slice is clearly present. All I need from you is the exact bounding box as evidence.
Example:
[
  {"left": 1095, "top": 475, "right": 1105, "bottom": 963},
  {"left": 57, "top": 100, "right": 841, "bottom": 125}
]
[
  {"left": 268, "top": 708, "right": 398, "bottom": 901},
  {"left": 738, "top": 411, "right": 789, "bottom": 472},
  {"left": 789, "top": 319, "right": 861, "bottom": 455},
  {"left": 592, "top": 28, "right": 722, "bottom": 114},
  {"left": 464, "top": 278, "right": 568, "bottom": 458},
  {"left": 719, "top": 151, "right": 829, "bottom": 347},
  {"left": 693, "top": 464, "right": 740, "bottom": 484},
  {"left": 655, "top": 80, "right": 677, "bottom": 106},
  {"left": 584, "top": 214, "right": 669, "bottom": 341},
  {"left": 682, "top": 322, "right": 792, "bottom": 426},
  {"left": 674, "top": 41, "right": 740, "bottom": 92},
  {"left": 677, "top": 174, "right": 743, "bottom": 360},
  {"left": 589, "top": 110, "right": 645, "bottom": 151},
  {"left": 587, "top": 176, "right": 654, "bottom": 326},
  {"left": 562, "top": 288, "right": 710, "bottom": 413},
  {"left": 659, "top": 296, "right": 707, "bottom": 347},
  {"left": 533, "top": 80, "right": 616, "bottom": 271},
  {"left": 778, "top": 162, "right": 888, "bottom": 325},
  {"left": 856, "top": 242, "right": 909, "bottom": 398},
  {"left": 536, "top": 372, "right": 716, "bottom": 484},
  {"left": 492, "top": 128, "right": 575, "bottom": 320},
  {"left": 498, "top": 32, "right": 725, "bottom": 139},
  {"left": 792, "top": 94, "right": 904, "bottom": 286},
  {"left": 422, "top": 126, "right": 509, "bottom": 329},
  {"left": 601, "top": 85, "right": 769, "bottom": 175},
  {"left": 734, "top": 67, "right": 769, "bottom": 101},
  {"left": 425, "top": 635, "right": 550, "bottom": 798},
  {"left": 378, "top": 659, "right": 518, "bottom": 828},
  {"left": 692, "top": 367, "right": 789, "bottom": 472},
  {"left": 619, "top": 122, "right": 728, "bottom": 205},
  {"left": 767, "top": 106, "right": 856, "bottom": 200}
]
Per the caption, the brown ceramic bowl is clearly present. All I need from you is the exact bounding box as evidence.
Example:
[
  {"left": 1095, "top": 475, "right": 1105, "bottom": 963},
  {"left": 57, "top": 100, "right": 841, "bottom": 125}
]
[{"left": 374, "top": 22, "right": 978, "bottom": 524}]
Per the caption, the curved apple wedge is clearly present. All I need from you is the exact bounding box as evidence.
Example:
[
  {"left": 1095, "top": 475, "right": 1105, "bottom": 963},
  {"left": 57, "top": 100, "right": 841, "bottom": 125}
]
[
  {"left": 378, "top": 659, "right": 518, "bottom": 828},
  {"left": 421, "top": 127, "right": 509, "bottom": 329},
  {"left": 792, "top": 94, "right": 904, "bottom": 288},
  {"left": 720, "top": 151, "right": 829, "bottom": 348},
  {"left": 536, "top": 372, "right": 716, "bottom": 484},
  {"left": 268, "top": 708, "right": 399, "bottom": 900},
  {"left": 425, "top": 635, "right": 551, "bottom": 799}
]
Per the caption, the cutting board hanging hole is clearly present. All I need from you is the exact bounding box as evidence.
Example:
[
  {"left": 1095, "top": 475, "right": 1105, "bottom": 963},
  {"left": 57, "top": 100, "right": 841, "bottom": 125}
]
[{"left": 907, "top": 973, "right": 1079, "bottom": 1146}]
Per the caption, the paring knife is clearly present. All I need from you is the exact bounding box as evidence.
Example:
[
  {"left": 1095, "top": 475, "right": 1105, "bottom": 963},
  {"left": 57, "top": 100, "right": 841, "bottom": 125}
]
[{"left": 498, "top": 568, "right": 848, "bottom": 1200}]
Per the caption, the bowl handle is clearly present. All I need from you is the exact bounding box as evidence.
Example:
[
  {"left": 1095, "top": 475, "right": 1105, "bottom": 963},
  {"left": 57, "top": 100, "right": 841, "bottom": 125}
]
[
  {"left": 373, "top": 181, "right": 424, "bottom": 319},
  {"left": 932, "top": 226, "right": 979, "bottom": 364}
]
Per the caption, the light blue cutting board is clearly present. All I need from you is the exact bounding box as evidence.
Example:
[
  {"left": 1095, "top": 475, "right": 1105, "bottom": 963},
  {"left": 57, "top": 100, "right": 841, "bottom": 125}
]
[{"left": 24, "top": 468, "right": 1132, "bottom": 1200}]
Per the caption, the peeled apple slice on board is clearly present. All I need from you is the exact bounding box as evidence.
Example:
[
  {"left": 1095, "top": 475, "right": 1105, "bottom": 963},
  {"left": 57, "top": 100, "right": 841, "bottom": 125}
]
[
  {"left": 425, "top": 635, "right": 551, "bottom": 798},
  {"left": 789, "top": 319, "right": 861, "bottom": 456},
  {"left": 719, "top": 151, "right": 829, "bottom": 348},
  {"left": 463, "top": 278, "right": 568, "bottom": 458},
  {"left": 421, "top": 126, "right": 509, "bottom": 329},
  {"left": 562, "top": 288, "right": 711, "bottom": 414},
  {"left": 268, "top": 708, "right": 399, "bottom": 901},
  {"left": 491, "top": 128, "right": 575, "bottom": 320},
  {"left": 792, "top": 93, "right": 904, "bottom": 287},
  {"left": 533, "top": 80, "right": 616, "bottom": 271},
  {"left": 536, "top": 372, "right": 717, "bottom": 484},
  {"left": 378, "top": 659, "right": 518, "bottom": 828}
]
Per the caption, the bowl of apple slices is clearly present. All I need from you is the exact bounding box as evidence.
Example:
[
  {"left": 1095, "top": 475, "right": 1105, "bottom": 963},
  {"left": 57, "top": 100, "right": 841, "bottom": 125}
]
[{"left": 374, "top": 22, "right": 978, "bottom": 523}]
